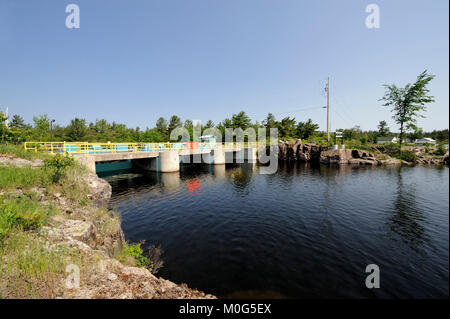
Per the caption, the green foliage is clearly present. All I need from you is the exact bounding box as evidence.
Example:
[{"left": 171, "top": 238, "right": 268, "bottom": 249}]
[
  {"left": 0, "top": 167, "right": 53, "bottom": 189},
  {"left": 156, "top": 117, "right": 168, "bottom": 141},
  {"left": 0, "top": 196, "right": 57, "bottom": 240},
  {"left": 0, "top": 144, "right": 48, "bottom": 160},
  {"left": 204, "top": 120, "right": 214, "bottom": 129},
  {"left": 32, "top": 115, "right": 51, "bottom": 141},
  {"left": 167, "top": 115, "right": 182, "bottom": 139},
  {"left": 380, "top": 70, "right": 435, "bottom": 148},
  {"left": 10, "top": 115, "right": 29, "bottom": 130},
  {"left": 423, "top": 129, "right": 448, "bottom": 143},
  {"left": 384, "top": 143, "right": 402, "bottom": 157},
  {"left": 406, "top": 124, "right": 424, "bottom": 141},
  {"left": 122, "top": 243, "right": 151, "bottom": 269},
  {"left": 3, "top": 106, "right": 447, "bottom": 146},
  {"left": 65, "top": 118, "right": 88, "bottom": 141},
  {"left": 263, "top": 113, "right": 277, "bottom": 129},
  {"left": 44, "top": 153, "right": 75, "bottom": 182},
  {"left": 297, "top": 119, "right": 319, "bottom": 140},
  {"left": 434, "top": 143, "right": 446, "bottom": 156},
  {"left": 398, "top": 150, "right": 417, "bottom": 162},
  {"left": 277, "top": 117, "right": 297, "bottom": 139},
  {"left": 231, "top": 111, "right": 252, "bottom": 130},
  {"left": 377, "top": 120, "right": 390, "bottom": 136}
]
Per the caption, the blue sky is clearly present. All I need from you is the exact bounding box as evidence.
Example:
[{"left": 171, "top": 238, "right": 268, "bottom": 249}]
[{"left": 0, "top": 0, "right": 448, "bottom": 132}]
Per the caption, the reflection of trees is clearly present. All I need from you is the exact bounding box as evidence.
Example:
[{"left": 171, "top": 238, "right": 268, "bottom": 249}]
[
  {"left": 228, "top": 164, "right": 254, "bottom": 193},
  {"left": 389, "top": 167, "right": 428, "bottom": 250}
]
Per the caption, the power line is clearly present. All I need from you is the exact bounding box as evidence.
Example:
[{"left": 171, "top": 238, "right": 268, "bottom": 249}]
[{"left": 254, "top": 105, "right": 324, "bottom": 122}]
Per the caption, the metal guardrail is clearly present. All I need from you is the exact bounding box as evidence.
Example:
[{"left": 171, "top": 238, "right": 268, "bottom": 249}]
[
  {"left": 24, "top": 141, "right": 259, "bottom": 155},
  {"left": 24, "top": 142, "right": 213, "bottom": 155}
]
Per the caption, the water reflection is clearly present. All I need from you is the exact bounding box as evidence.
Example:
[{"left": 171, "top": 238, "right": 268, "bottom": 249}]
[
  {"left": 389, "top": 167, "right": 428, "bottom": 251},
  {"left": 187, "top": 178, "right": 202, "bottom": 196},
  {"left": 227, "top": 164, "right": 255, "bottom": 194},
  {"left": 102, "top": 164, "right": 448, "bottom": 298},
  {"left": 161, "top": 172, "right": 181, "bottom": 189}
]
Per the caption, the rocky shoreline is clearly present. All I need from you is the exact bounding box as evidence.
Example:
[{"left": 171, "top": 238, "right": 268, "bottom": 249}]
[
  {"left": 272, "top": 140, "right": 449, "bottom": 166},
  {"left": 50, "top": 173, "right": 216, "bottom": 298},
  {"left": 0, "top": 154, "right": 215, "bottom": 299}
]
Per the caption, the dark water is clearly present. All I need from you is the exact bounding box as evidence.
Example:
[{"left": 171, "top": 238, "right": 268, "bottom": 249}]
[{"left": 100, "top": 163, "right": 449, "bottom": 298}]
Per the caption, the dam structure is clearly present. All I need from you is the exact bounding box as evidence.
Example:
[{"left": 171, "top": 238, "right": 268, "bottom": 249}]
[{"left": 24, "top": 142, "right": 257, "bottom": 173}]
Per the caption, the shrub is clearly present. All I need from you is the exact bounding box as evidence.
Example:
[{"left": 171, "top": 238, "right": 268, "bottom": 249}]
[
  {"left": 120, "top": 242, "right": 151, "bottom": 269},
  {"left": 434, "top": 143, "right": 446, "bottom": 156},
  {"left": 399, "top": 150, "right": 417, "bottom": 162},
  {"left": 44, "top": 153, "right": 75, "bottom": 182},
  {"left": 385, "top": 143, "right": 401, "bottom": 157}
]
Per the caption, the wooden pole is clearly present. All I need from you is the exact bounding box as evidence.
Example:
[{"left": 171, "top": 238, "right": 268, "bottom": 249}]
[{"left": 327, "top": 77, "right": 330, "bottom": 143}]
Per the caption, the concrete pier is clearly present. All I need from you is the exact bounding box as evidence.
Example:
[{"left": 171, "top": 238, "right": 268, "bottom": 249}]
[
  {"left": 158, "top": 151, "right": 180, "bottom": 172},
  {"left": 211, "top": 149, "right": 225, "bottom": 165},
  {"left": 74, "top": 147, "right": 257, "bottom": 173}
]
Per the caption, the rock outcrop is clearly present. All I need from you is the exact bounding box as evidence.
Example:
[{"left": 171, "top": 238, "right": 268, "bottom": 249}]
[
  {"left": 86, "top": 173, "right": 112, "bottom": 207},
  {"left": 273, "top": 141, "right": 449, "bottom": 166},
  {"left": 319, "top": 149, "right": 378, "bottom": 165},
  {"left": 274, "top": 140, "right": 323, "bottom": 162},
  {"left": 0, "top": 155, "right": 43, "bottom": 168},
  {"left": 57, "top": 173, "right": 215, "bottom": 299}
]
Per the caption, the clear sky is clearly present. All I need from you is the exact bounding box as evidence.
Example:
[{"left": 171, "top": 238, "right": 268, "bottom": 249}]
[{"left": 0, "top": 0, "right": 448, "bottom": 132}]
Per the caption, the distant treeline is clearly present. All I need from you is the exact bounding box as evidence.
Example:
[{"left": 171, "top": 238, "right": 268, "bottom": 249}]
[{"left": 0, "top": 111, "right": 448, "bottom": 145}]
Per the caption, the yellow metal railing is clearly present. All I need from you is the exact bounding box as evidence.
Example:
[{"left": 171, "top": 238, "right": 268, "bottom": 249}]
[
  {"left": 24, "top": 142, "right": 216, "bottom": 155},
  {"left": 24, "top": 141, "right": 259, "bottom": 155}
]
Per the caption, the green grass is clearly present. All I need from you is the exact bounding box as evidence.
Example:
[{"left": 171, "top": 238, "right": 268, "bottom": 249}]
[
  {"left": 0, "top": 230, "right": 93, "bottom": 298},
  {"left": 0, "top": 166, "right": 53, "bottom": 189},
  {"left": 0, "top": 144, "right": 49, "bottom": 161},
  {"left": 113, "top": 242, "right": 152, "bottom": 270},
  {"left": 0, "top": 195, "right": 60, "bottom": 241}
]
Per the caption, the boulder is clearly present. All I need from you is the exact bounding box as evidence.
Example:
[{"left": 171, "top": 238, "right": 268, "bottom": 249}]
[
  {"left": 42, "top": 219, "right": 96, "bottom": 246},
  {"left": 379, "top": 158, "right": 402, "bottom": 166},
  {"left": 348, "top": 158, "right": 378, "bottom": 166},
  {"left": 87, "top": 173, "right": 112, "bottom": 207},
  {"left": 320, "top": 149, "right": 353, "bottom": 165},
  {"left": 277, "top": 141, "right": 288, "bottom": 161},
  {"left": 351, "top": 150, "right": 375, "bottom": 159},
  {"left": 0, "top": 155, "right": 43, "bottom": 168}
]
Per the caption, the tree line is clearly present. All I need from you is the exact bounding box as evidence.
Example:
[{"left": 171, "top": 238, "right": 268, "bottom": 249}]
[
  {"left": 0, "top": 110, "right": 448, "bottom": 146},
  {"left": 1, "top": 70, "right": 447, "bottom": 146},
  {"left": 0, "top": 111, "right": 323, "bottom": 144}
]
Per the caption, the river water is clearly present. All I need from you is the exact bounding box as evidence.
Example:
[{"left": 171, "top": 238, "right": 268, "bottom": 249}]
[{"left": 99, "top": 163, "right": 449, "bottom": 298}]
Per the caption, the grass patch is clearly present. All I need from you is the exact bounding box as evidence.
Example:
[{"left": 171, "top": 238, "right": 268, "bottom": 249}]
[
  {"left": 0, "top": 166, "right": 53, "bottom": 189},
  {"left": 113, "top": 242, "right": 164, "bottom": 274},
  {"left": 59, "top": 165, "right": 90, "bottom": 204},
  {"left": 0, "top": 144, "right": 49, "bottom": 161},
  {"left": 0, "top": 195, "right": 60, "bottom": 241},
  {"left": 114, "top": 242, "right": 151, "bottom": 269},
  {"left": 0, "top": 230, "right": 92, "bottom": 298}
]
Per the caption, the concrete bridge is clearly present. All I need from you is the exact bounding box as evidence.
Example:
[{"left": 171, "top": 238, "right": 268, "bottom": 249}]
[{"left": 24, "top": 142, "right": 257, "bottom": 173}]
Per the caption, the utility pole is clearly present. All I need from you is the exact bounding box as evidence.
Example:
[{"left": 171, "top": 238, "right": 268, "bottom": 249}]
[
  {"left": 5, "top": 107, "right": 9, "bottom": 128},
  {"left": 50, "top": 119, "right": 55, "bottom": 143},
  {"left": 325, "top": 77, "right": 330, "bottom": 143}
]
